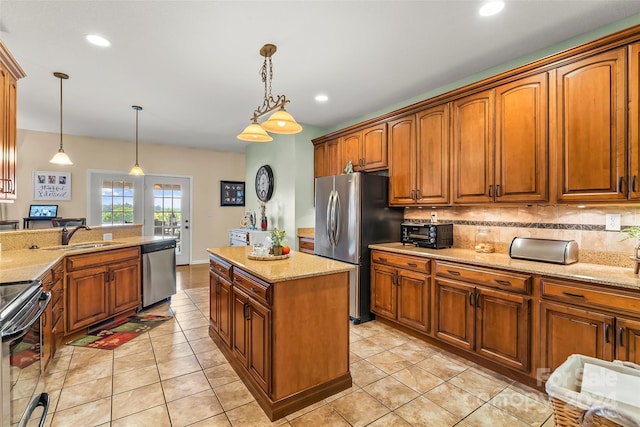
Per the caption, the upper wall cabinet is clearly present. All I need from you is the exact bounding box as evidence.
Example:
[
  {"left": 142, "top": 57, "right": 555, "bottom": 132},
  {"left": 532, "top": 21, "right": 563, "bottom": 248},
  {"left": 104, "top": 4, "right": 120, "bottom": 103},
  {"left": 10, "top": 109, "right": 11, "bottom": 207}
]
[
  {"left": 341, "top": 124, "right": 387, "bottom": 172},
  {"left": 452, "top": 73, "right": 549, "bottom": 204},
  {"left": 0, "top": 41, "right": 25, "bottom": 201},
  {"left": 313, "top": 137, "right": 341, "bottom": 179},
  {"left": 555, "top": 47, "right": 626, "bottom": 203},
  {"left": 628, "top": 43, "right": 640, "bottom": 200},
  {"left": 388, "top": 104, "right": 450, "bottom": 206}
]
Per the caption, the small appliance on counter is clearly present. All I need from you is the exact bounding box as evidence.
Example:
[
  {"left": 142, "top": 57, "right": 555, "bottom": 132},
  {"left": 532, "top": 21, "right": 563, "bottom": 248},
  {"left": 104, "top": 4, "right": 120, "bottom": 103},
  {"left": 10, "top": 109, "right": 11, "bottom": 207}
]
[
  {"left": 401, "top": 222, "right": 453, "bottom": 249},
  {"left": 509, "top": 237, "right": 579, "bottom": 265}
]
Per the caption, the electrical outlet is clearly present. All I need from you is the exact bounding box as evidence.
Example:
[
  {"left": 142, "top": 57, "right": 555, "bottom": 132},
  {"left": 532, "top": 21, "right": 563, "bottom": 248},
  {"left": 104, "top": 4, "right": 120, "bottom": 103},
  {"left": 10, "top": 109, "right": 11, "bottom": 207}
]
[
  {"left": 103, "top": 233, "right": 113, "bottom": 240},
  {"left": 431, "top": 212, "right": 437, "bottom": 224},
  {"left": 605, "top": 214, "right": 621, "bottom": 231}
]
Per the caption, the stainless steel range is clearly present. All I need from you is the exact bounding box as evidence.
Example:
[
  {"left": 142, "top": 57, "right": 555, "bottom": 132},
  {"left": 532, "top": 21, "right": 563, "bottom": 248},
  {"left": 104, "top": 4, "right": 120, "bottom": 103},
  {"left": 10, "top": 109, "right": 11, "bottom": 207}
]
[{"left": 0, "top": 280, "right": 50, "bottom": 427}]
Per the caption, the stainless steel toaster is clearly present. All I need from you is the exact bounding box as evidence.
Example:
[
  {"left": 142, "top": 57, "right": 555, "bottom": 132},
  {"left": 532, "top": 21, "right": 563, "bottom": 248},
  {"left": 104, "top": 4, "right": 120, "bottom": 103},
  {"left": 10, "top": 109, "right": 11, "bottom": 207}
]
[{"left": 509, "top": 237, "right": 579, "bottom": 265}]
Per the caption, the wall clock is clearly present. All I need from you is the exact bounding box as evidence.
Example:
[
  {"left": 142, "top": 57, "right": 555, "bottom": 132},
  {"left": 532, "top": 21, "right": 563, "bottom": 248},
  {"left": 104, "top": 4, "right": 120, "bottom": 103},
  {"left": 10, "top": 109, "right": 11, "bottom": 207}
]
[{"left": 255, "top": 165, "right": 274, "bottom": 202}]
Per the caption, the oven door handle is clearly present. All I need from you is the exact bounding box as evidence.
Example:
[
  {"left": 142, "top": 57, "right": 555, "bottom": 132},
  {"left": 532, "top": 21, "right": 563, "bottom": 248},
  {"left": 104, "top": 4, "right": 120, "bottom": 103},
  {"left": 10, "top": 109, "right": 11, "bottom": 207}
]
[
  {"left": 18, "top": 392, "right": 50, "bottom": 427},
  {"left": 1, "top": 291, "right": 51, "bottom": 342}
]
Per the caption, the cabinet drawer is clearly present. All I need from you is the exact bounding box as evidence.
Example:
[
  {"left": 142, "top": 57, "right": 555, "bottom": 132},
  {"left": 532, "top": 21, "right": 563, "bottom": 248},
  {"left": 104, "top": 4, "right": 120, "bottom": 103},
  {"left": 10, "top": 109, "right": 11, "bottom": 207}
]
[
  {"left": 67, "top": 247, "right": 140, "bottom": 271},
  {"left": 371, "top": 250, "right": 430, "bottom": 273},
  {"left": 51, "top": 304, "right": 64, "bottom": 327},
  {"left": 435, "top": 261, "right": 531, "bottom": 294},
  {"left": 540, "top": 278, "right": 640, "bottom": 315},
  {"left": 232, "top": 269, "right": 271, "bottom": 306},
  {"left": 298, "top": 237, "right": 314, "bottom": 254},
  {"left": 51, "top": 281, "right": 64, "bottom": 307},
  {"left": 210, "top": 256, "right": 232, "bottom": 281}
]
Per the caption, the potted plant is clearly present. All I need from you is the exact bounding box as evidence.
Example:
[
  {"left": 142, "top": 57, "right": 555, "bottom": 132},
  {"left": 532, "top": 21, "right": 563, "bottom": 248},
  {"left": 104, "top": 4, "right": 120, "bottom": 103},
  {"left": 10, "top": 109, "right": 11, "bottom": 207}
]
[
  {"left": 271, "top": 227, "right": 286, "bottom": 255},
  {"left": 621, "top": 226, "right": 640, "bottom": 259}
]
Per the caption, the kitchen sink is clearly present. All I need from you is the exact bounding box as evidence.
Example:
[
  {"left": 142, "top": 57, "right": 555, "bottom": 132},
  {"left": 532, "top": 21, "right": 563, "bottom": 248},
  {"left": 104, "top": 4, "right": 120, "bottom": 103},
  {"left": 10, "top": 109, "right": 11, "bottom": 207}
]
[{"left": 44, "top": 242, "right": 119, "bottom": 251}]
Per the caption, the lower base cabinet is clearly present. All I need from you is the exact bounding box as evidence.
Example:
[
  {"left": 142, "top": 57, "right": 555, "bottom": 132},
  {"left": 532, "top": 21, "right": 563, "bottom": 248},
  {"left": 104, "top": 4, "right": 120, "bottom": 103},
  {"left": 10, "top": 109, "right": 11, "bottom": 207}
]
[{"left": 40, "top": 260, "right": 64, "bottom": 371}]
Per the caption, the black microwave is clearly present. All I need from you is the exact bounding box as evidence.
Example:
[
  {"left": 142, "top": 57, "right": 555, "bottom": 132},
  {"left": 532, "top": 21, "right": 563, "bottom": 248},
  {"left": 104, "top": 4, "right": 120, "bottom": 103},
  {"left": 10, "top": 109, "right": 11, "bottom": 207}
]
[{"left": 401, "top": 223, "right": 453, "bottom": 249}]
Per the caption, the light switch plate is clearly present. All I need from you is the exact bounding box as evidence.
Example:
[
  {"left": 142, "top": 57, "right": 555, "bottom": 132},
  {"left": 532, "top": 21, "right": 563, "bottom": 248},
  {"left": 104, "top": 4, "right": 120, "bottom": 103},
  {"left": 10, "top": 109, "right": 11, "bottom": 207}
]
[{"left": 605, "top": 214, "right": 621, "bottom": 231}]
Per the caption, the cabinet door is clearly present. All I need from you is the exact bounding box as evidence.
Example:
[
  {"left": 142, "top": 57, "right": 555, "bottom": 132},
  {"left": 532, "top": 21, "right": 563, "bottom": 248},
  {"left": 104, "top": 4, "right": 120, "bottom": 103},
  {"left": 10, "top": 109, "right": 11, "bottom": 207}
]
[
  {"left": 326, "top": 138, "right": 342, "bottom": 176},
  {"left": 341, "top": 132, "right": 362, "bottom": 170},
  {"left": 110, "top": 259, "right": 141, "bottom": 314},
  {"left": 629, "top": 43, "right": 640, "bottom": 200},
  {"left": 416, "top": 104, "right": 449, "bottom": 204},
  {"left": 476, "top": 287, "right": 530, "bottom": 372},
  {"left": 540, "top": 301, "right": 614, "bottom": 372},
  {"left": 434, "top": 278, "right": 474, "bottom": 351},
  {"left": 40, "top": 270, "right": 54, "bottom": 370},
  {"left": 67, "top": 266, "right": 109, "bottom": 332},
  {"left": 616, "top": 317, "right": 640, "bottom": 365},
  {"left": 218, "top": 275, "right": 232, "bottom": 347},
  {"left": 248, "top": 300, "right": 271, "bottom": 394},
  {"left": 233, "top": 287, "right": 250, "bottom": 366},
  {"left": 313, "top": 142, "right": 326, "bottom": 179},
  {"left": 397, "top": 269, "right": 430, "bottom": 333},
  {"left": 209, "top": 271, "right": 220, "bottom": 333},
  {"left": 4, "top": 75, "right": 16, "bottom": 200},
  {"left": 556, "top": 48, "right": 626, "bottom": 202},
  {"left": 388, "top": 115, "right": 416, "bottom": 205},
  {"left": 370, "top": 263, "right": 397, "bottom": 319},
  {"left": 495, "top": 73, "right": 548, "bottom": 203},
  {"left": 0, "top": 68, "right": 7, "bottom": 199},
  {"left": 362, "top": 124, "right": 387, "bottom": 170},
  {"left": 452, "top": 90, "right": 494, "bottom": 203}
]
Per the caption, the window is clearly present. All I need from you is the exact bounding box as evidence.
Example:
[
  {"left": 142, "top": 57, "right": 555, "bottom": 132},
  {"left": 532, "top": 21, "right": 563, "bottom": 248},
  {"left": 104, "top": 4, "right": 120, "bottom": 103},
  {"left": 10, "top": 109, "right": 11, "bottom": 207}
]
[
  {"left": 153, "top": 183, "right": 182, "bottom": 239},
  {"left": 101, "top": 180, "right": 135, "bottom": 225}
]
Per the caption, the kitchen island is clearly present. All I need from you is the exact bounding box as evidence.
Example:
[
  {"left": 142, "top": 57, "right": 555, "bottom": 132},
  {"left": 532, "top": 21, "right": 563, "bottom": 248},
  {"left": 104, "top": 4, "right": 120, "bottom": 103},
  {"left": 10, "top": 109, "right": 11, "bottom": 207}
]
[{"left": 206, "top": 246, "right": 353, "bottom": 421}]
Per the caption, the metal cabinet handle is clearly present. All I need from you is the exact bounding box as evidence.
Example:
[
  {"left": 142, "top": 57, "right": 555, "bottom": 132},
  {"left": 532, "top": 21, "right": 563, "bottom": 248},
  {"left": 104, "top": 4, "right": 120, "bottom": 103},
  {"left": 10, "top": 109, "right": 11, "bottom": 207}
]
[
  {"left": 605, "top": 324, "right": 610, "bottom": 343},
  {"left": 561, "top": 291, "right": 584, "bottom": 298},
  {"left": 494, "top": 279, "right": 511, "bottom": 286},
  {"left": 618, "top": 176, "right": 624, "bottom": 193},
  {"left": 488, "top": 185, "right": 493, "bottom": 197},
  {"left": 407, "top": 263, "right": 417, "bottom": 268},
  {"left": 379, "top": 257, "right": 388, "bottom": 263},
  {"left": 446, "top": 270, "right": 461, "bottom": 276},
  {"left": 469, "top": 292, "right": 474, "bottom": 306},
  {"left": 495, "top": 184, "right": 501, "bottom": 197},
  {"left": 475, "top": 292, "right": 480, "bottom": 308},
  {"left": 619, "top": 327, "right": 624, "bottom": 347},
  {"left": 243, "top": 303, "right": 250, "bottom": 320},
  {"left": 633, "top": 176, "right": 638, "bottom": 193},
  {"left": 415, "top": 189, "right": 421, "bottom": 200},
  {"left": 250, "top": 287, "right": 260, "bottom": 294}
]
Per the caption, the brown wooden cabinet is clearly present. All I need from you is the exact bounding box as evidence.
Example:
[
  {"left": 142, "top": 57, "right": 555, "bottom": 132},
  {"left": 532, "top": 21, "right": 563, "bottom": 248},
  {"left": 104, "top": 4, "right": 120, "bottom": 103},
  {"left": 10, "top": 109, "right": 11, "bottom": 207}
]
[
  {"left": 341, "top": 124, "right": 387, "bottom": 172},
  {"left": 0, "top": 41, "right": 25, "bottom": 201},
  {"left": 209, "top": 256, "right": 232, "bottom": 347},
  {"left": 555, "top": 47, "right": 627, "bottom": 202},
  {"left": 434, "top": 261, "right": 531, "bottom": 372},
  {"left": 388, "top": 105, "right": 450, "bottom": 206},
  {"left": 453, "top": 73, "right": 548, "bottom": 204},
  {"left": 66, "top": 247, "right": 141, "bottom": 333},
  {"left": 616, "top": 317, "right": 640, "bottom": 365},
  {"left": 370, "top": 250, "right": 430, "bottom": 332},
  {"left": 628, "top": 42, "right": 640, "bottom": 200},
  {"left": 313, "top": 138, "right": 341, "bottom": 179},
  {"left": 297, "top": 236, "right": 314, "bottom": 255},
  {"left": 40, "top": 260, "right": 64, "bottom": 371}
]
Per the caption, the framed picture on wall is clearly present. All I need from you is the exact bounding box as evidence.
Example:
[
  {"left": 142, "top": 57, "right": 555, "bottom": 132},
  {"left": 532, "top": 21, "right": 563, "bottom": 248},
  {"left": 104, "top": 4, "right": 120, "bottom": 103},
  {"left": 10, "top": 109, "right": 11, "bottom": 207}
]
[
  {"left": 33, "top": 170, "right": 72, "bottom": 200},
  {"left": 220, "top": 181, "right": 245, "bottom": 206}
]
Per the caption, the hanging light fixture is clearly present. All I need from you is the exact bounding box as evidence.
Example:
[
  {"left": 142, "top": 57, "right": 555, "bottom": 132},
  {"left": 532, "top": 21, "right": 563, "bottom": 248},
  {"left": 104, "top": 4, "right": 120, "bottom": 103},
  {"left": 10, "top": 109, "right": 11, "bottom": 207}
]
[
  {"left": 129, "top": 105, "right": 144, "bottom": 176},
  {"left": 237, "top": 43, "right": 302, "bottom": 142},
  {"left": 49, "top": 72, "right": 73, "bottom": 165}
]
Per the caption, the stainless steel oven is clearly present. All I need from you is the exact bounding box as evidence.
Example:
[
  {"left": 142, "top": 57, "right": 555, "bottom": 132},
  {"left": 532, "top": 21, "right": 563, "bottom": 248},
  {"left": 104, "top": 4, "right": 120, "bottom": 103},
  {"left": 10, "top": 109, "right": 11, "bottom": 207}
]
[{"left": 0, "top": 280, "right": 50, "bottom": 427}]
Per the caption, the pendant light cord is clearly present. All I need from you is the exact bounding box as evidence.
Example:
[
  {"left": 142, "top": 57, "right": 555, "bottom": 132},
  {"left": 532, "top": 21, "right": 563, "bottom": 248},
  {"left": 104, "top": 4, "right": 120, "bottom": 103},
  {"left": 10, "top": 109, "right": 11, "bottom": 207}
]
[
  {"left": 59, "top": 75, "right": 63, "bottom": 150},
  {"left": 135, "top": 108, "right": 139, "bottom": 165}
]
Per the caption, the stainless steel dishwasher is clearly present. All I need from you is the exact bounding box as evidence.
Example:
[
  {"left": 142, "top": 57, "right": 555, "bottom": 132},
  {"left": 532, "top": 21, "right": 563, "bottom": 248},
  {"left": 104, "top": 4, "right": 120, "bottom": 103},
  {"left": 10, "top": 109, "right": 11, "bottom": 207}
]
[{"left": 141, "top": 239, "right": 177, "bottom": 308}]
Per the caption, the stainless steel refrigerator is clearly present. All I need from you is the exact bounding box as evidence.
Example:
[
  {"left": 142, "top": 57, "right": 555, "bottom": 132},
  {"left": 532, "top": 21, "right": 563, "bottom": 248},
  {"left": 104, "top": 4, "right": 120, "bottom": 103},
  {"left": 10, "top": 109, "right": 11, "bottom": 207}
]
[{"left": 315, "top": 172, "right": 403, "bottom": 323}]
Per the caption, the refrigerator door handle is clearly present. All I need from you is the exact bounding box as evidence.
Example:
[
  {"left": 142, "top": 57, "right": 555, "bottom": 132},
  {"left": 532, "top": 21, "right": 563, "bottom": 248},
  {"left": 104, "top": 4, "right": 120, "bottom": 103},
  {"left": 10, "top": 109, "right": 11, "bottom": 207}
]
[
  {"left": 326, "top": 190, "right": 334, "bottom": 246},
  {"left": 333, "top": 190, "right": 341, "bottom": 245}
]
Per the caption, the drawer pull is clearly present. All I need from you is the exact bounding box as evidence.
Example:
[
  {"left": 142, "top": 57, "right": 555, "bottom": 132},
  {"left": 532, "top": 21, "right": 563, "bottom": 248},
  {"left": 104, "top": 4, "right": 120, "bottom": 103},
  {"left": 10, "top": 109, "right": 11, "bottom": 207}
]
[
  {"left": 561, "top": 291, "right": 585, "bottom": 298},
  {"left": 379, "top": 257, "right": 388, "bottom": 263},
  {"left": 494, "top": 279, "right": 511, "bottom": 286},
  {"left": 250, "top": 287, "right": 260, "bottom": 294},
  {"left": 407, "top": 263, "right": 418, "bottom": 268},
  {"left": 446, "top": 270, "right": 461, "bottom": 276}
]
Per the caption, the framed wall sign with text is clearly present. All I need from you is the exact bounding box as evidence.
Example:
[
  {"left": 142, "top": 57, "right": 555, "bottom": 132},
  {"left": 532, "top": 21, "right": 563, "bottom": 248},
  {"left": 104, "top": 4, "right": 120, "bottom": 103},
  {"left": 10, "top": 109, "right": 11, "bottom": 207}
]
[
  {"left": 33, "top": 171, "right": 72, "bottom": 200},
  {"left": 220, "top": 180, "right": 245, "bottom": 206}
]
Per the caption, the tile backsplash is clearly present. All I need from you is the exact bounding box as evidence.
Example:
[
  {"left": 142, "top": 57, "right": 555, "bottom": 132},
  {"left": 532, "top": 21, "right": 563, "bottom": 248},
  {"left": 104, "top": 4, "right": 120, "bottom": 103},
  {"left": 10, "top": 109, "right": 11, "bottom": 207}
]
[{"left": 404, "top": 205, "right": 640, "bottom": 268}]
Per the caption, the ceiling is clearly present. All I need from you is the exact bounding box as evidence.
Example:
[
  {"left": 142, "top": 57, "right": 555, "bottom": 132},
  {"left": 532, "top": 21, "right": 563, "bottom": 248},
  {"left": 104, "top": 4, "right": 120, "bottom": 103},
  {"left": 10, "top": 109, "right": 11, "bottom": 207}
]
[{"left": 2, "top": 1, "right": 640, "bottom": 154}]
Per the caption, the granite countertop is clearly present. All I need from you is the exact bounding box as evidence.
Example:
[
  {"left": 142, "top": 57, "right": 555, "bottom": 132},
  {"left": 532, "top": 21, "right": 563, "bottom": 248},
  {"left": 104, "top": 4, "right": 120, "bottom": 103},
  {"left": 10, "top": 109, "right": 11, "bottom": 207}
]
[
  {"left": 0, "top": 236, "right": 168, "bottom": 283},
  {"left": 207, "top": 246, "right": 353, "bottom": 283},
  {"left": 369, "top": 242, "right": 640, "bottom": 291}
]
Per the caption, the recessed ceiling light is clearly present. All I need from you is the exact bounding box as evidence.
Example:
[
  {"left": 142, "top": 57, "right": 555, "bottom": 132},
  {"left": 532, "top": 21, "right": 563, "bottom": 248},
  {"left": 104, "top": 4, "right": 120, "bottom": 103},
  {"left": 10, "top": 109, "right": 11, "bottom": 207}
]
[
  {"left": 85, "top": 34, "right": 111, "bottom": 47},
  {"left": 479, "top": 1, "right": 505, "bottom": 17},
  {"left": 315, "top": 94, "right": 329, "bottom": 102}
]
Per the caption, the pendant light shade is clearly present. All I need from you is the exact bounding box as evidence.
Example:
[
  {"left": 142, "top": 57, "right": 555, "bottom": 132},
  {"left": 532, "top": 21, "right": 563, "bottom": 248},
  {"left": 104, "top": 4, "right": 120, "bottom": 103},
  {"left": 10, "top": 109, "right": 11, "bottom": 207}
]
[
  {"left": 49, "top": 72, "right": 73, "bottom": 165},
  {"left": 129, "top": 105, "right": 144, "bottom": 175},
  {"left": 261, "top": 107, "right": 303, "bottom": 134},
  {"left": 237, "top": 44, "right": 302, "bottom": 142}
]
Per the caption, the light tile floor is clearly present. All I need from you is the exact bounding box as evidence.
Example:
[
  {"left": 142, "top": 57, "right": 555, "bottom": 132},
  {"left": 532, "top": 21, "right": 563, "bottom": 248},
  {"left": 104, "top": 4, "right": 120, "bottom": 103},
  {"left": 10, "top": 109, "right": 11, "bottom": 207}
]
[{"left": 38, "top": 285, "right": 556, "bottom": 426}]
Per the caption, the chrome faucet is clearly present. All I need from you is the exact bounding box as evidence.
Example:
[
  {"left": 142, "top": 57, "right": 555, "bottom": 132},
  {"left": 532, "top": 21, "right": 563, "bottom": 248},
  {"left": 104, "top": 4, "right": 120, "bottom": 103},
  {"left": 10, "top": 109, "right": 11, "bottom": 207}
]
[{"left": 61, "top": 225, "right": 91, "bottom": 245}]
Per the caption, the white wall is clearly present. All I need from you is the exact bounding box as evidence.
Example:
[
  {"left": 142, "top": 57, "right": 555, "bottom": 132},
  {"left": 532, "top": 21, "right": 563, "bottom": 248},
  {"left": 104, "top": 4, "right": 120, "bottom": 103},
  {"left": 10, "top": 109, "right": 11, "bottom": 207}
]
[
  {"left": 6, "top": 129, "right": 246, "bottom": 263},
  {"left": 245, "top": 124, "right": 326, "bottom": 249}
]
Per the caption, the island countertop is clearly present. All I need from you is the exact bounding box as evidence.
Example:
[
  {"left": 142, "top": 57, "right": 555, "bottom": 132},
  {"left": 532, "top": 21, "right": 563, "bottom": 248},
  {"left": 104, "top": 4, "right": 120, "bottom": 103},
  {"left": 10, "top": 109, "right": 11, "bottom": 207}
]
[{"left": 207, "top": 246, "right": 353, "bottom": 283}]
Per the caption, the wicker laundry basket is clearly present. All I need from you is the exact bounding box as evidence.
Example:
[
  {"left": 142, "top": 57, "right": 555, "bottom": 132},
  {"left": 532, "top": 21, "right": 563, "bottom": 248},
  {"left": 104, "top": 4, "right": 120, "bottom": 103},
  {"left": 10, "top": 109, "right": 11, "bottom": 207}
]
[{"left": 546, "top": 354, "right": 640, "bottom": 427}]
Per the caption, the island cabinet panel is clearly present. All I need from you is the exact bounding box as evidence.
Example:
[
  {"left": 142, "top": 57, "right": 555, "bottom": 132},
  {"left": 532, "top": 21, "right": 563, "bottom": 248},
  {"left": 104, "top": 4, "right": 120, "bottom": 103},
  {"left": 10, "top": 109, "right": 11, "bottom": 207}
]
[
  {"left": 210, "top": 257, "right": 233, "bottom": 347},
  {"left": 65, "top": 247, "right": 141, "bottom": 334},
  {"left": 434, "top": 261, "right": 531, "bottom": 372},
  {"left": 370, "top": 251, "right": 430, "bottom": 333},
  {"left": 208, "top": 250, "right": 351, "bottom": 421},
  {"left": 617, "top": 317, "right": 640, "bottom": 365},
  {"left": 555, "top": 47, "right": 627, "bottom": 202},
  {"left": 452, "top": 90, "right": 495, "bottom": 204}
]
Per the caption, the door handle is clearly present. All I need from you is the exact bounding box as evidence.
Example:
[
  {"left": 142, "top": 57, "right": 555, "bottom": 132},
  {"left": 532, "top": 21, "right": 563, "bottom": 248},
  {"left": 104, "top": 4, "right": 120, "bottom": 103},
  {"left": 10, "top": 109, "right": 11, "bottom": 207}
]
[
  {"left": 495, "top": 184, "right": 501, "bottom": 197},
  {"left": 326, "top": 191, "right": 334, "bottom": 245},
  {"left": 333, "top": 191, "right": 341, "bottom": 245},
  {"left": 243, "top": 303, "right": 250, "bottom": 320},
  {"left": 619, "top": 327, "right": 624, "bottom": 347},
  {"left": 618, "top": 176, "right": 624, "bottom": 194},
  {"left": 633, "top": 176, "right": 638, "bottom": 193},
  {"left": 475, "top": 292, "right": 480, "bottom": 308},
  {"left": 488, "top": 185, "right": 493, "bottom": 197},
  {"left": 469, "top": 292, "right": 474, "bottom": 306}
]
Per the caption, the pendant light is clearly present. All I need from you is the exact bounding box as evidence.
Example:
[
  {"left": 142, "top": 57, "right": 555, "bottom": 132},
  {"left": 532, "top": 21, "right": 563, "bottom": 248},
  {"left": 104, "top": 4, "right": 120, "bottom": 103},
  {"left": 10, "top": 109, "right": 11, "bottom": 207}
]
[
  {"left": 129, "top": 105, "right": 144, "bottom": 175},
  {"left": 49, "top": 72, "right": 72, "bottom": 165},
  {"left": 237, "top": 43, "right": 302, "bottom": 142}
]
